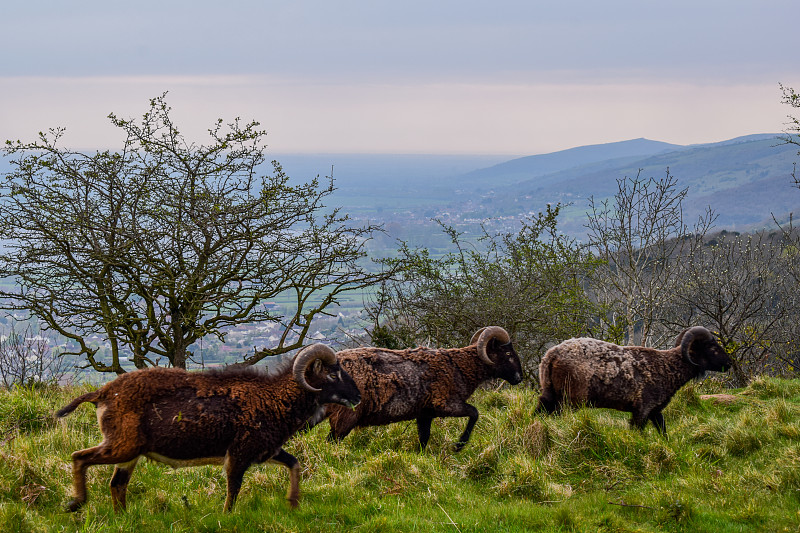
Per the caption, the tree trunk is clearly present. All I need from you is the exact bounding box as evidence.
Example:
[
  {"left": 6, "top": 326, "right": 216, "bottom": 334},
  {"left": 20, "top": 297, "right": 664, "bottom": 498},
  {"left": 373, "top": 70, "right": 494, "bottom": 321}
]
[{"left": 172, "top": 339, "right": 187, "bottom": 369}]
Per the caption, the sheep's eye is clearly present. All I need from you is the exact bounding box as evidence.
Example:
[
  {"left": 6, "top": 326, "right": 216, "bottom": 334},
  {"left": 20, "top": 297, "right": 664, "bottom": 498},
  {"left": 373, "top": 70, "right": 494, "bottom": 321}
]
[{"left": 326, "top": 374, "right": 336, "bottom": 382}]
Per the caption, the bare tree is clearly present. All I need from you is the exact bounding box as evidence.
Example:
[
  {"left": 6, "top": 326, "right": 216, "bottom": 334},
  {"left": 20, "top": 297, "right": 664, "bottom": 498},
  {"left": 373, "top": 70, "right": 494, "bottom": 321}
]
[
  {"left": 585, "top": 170, "right": 715, "bottom": 346},
  {"left": 0, "top": 326, "right": 69, "bottom": 388},
  {"left": 775, "top": 84, "right": 800, "bottom": 276},
  {"left": 663, "top": 232, "right": 798, "bottom": 385},
  {"left": 0, "top": 94, "right": 393, "bottom": 373},
  {"left": 779, "top": 83, "right": 800, "bottom": 164}
]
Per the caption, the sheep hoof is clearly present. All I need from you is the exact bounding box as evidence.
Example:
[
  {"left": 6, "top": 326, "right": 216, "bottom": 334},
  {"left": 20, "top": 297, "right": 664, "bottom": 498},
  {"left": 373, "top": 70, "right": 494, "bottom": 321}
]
[
  {"left": 66, "top": 499, "right": 83, "bottom": 513},
  {"left": 453, "top": 442, "right": 467, "bottom": 453},
  {"left": 287, "top": 498, "right": 299, "bottom": 509}
]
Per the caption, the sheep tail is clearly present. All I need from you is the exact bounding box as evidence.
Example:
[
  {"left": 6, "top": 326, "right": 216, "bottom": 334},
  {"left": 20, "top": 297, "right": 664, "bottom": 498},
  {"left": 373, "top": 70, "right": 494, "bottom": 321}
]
[
  {"left": 538, "top": 352, "right": 554, "bottom": 391},
  {"left": 535, "top": 352, "right": 558, "bottom": 414},
  {"left": 55, "top": 391, "right": 100, "bottom": 418}
]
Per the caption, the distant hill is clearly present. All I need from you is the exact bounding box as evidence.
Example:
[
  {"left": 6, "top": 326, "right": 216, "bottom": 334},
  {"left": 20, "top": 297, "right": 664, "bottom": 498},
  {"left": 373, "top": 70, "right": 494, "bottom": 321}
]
[
  {"left": 451, "top": 134, "right": 800, "bottom": 236},
  {"left": 453, "top": 138, "right": 682, "bottom": 189}
]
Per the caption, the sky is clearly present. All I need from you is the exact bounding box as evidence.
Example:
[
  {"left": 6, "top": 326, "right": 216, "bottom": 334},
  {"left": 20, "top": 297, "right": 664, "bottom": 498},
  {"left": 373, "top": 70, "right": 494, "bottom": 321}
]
[{"left": 2, "top": 0, "right": 799, "bottom": 155}]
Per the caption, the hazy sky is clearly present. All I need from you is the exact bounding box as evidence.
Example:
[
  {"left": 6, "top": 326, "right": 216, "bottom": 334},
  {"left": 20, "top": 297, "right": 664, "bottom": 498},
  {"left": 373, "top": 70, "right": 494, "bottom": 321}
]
[{"left": 2, "top": 1, "right": 799, "bottom": 154}]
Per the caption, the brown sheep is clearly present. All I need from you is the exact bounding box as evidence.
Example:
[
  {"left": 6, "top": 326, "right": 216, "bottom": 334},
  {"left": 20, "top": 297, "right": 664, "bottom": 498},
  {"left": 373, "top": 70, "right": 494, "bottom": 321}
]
[
  {"left": 55, "top": 344, "right": 360, "bottom": 512},
  {"left": 535, "top": 326, "right": 731, "bottom": 434},
  {"left": 321, "top": 326, "right": 523, "bottom": 451}
]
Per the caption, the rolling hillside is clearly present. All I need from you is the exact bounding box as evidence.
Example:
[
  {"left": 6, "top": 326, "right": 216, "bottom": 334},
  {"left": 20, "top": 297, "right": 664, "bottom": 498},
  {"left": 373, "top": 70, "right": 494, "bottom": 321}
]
[
  {"left": 452, "top": 137, "right": 682, "bottom": 189},
  {"left": 449, "top": 134, "right": 800, "bottom": 235}
]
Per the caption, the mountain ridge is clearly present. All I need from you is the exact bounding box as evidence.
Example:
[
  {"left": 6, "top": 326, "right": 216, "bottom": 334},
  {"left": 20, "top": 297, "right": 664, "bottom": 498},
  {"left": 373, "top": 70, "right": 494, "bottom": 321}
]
[
  {"left": 456, "top": 137, "right": 683, "bottom": 187},
  {"left": 454, "top": 134, "right": 799, "bottom": 235}
]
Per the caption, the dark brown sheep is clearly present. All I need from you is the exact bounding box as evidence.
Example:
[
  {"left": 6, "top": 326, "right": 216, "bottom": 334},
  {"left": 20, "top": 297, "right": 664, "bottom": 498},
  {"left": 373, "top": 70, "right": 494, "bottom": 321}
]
[
  {"left": 55, "top": 344, "right": 360, "bottom": 512},
  {"left": 535, "top": 326, "right": 731, "bottom": 434},
  {"left": 322, "top": 326, "right": 523, "bottom": 451}
]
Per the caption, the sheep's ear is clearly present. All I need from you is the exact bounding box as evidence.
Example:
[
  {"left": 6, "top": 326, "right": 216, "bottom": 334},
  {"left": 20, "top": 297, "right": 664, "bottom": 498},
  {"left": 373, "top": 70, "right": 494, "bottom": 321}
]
[
  {"left": 311, "top": 358, "right": 324, "bottom": 375},
  {"left": 674, "top": 328, "right": 689, "bottom": 347}
]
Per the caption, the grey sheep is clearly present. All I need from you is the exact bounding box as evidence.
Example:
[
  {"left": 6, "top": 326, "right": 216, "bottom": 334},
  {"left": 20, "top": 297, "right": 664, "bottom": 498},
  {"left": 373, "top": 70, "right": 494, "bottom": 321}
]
[
  {"left": 55, "top": 344, "right": 360, "bottom": 512},
  {"left": 321, "top": 326, "right": 523, "bottom": 451},
  {"left": 535, "top": 326, "right": 731, "bottom": 434}
]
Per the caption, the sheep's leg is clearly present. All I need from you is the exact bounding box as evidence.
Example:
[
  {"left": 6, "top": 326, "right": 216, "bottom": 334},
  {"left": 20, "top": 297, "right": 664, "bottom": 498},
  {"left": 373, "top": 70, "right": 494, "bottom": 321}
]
[
  {"left": 222, "top": 455, "right": 250, "bottom": 512},
  {"left": 67, "top": 444, "right": 139, "bottom": 512},
  {"left": 416, "top": 411, "right": 434, "bottom": 451},
  {"left": 269, "top": 448, "right": 301, "bottom": 508},
  {"left": 453, "top": 404, "right": 479, "bottom": 452},
  {"left": 649, "top": 411, "right": 667, "bottom": 436},
  {"left": 67, "top": 447, "right": 95, "bottom": 512},
  {"left": 536, "top": 389, "right": 562, "bottom": 415},
  {"left": 629, "top": 411, "right": 648, "bottom": 431},
  {"left": 109, "top": 457, "right": 140, "bottom": 512}
]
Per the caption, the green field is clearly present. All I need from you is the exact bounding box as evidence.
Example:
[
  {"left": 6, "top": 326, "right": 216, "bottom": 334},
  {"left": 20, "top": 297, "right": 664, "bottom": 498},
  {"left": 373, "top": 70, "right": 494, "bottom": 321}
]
[{"left": 1, "top": 377, "right": 798, "bottom": 532}]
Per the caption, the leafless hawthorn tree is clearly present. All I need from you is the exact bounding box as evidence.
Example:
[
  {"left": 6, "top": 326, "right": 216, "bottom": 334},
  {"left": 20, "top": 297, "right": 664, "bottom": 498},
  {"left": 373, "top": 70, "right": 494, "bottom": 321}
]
[
  {"left": 662, "top": 232, "right": 799, "bottom": 385},
  {"left": 0, "top": 326, "right": 69, "bottom": 388},
  {"left": 779, "top": 83, "right": 800, "bottom": 171},
  {"left": 585, "top": 170, "right": 715, "bottom": 346},
  {"left": 775, "top": 84, "right": 800, "bottom": 278},
  {"left": 0, "top": 94, "right": 393, "bottom": 373}
]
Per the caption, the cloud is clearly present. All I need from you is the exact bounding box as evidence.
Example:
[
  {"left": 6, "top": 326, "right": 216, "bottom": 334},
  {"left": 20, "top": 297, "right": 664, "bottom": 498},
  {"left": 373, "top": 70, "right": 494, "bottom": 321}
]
[{"left": 3, "top": 1, "right": 798, "bottom": 82}]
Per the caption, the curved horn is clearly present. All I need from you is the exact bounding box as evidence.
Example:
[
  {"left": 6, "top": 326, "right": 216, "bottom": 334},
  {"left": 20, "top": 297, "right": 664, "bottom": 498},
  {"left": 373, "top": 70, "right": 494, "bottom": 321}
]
[
  {"left": 292, "top": 344, "right": 337, "bottom": 393},
  {"left": 674, "top": 328, "right": 690, "bottom": 348},
  {"left": 473, "top": 326, "right": 511, "bottom": 365},
  {"left": 469, "top": 327, "right": 486, "bottom": 346},
  {"left": 680, "top": 326, "right": 712, "bottom": 367}
]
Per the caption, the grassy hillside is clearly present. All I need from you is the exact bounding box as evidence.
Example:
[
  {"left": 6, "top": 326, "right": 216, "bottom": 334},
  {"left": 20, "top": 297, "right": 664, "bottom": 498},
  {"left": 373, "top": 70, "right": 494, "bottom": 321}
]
[
  {"left": 468, "top": 136, "right": 800, "bottom": 235},
  {"left": 454, "top": 138, "right": 682, "bottom": 190},
  {"left": 1, "top": 377, "right": 798, "bottom": 532}
]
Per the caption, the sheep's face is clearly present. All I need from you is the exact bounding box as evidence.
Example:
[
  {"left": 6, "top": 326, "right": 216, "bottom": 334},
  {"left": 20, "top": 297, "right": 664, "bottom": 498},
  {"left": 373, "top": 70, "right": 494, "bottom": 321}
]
[
  {"left": 696, "top": 337, "right": 732, "bottom": 373},
  {"left": 489, "top": 341, "right": 523, "bottom": 385},
  {"left": 308, "top": 360, "right": 361, "bottom": 408}
]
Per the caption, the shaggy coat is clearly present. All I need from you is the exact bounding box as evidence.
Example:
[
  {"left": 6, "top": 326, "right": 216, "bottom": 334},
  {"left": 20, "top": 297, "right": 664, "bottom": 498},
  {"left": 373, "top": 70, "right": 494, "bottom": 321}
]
[
  {"left": 536, "top": 327, "right": 731, "bottom": 434},
  {"left": 323, "top": 326, "right": 523, "bottom": 451},
  {"left": 56, "top": 345, "right": 360, "bottom": 512}
]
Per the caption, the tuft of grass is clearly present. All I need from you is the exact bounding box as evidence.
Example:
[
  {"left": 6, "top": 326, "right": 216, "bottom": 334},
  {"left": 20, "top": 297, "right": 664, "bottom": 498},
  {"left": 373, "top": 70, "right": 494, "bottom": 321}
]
[
  {"left": 463, "top": 443, "right": 501, "bottom": 482},
  {"left": 0, "top": 386, "right": 63, "bottom": 437},
  {"left": 522, "top": 419, "right": 550, "bottom": 458},
  {"left": 643, "top": 440, "right": 678, "bottom": 475},
  {"left": 775, "top": 446, "right": 800, "bottom": 491},
  {"left": 672, "top": 379, "right": 703, "bottom": 409},
  {"left": 0, "top": 502, "right": 34, "bottom": 533},
  {"left": 743, "top": 376, "right": 800, "bottom": 399},
  {"left": 493, "top": 454, "right": 549, "bottom": 500}
]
